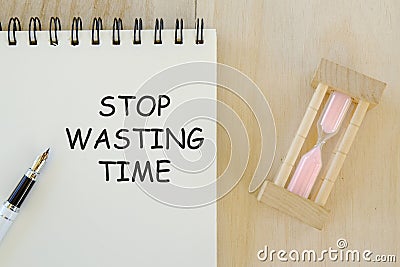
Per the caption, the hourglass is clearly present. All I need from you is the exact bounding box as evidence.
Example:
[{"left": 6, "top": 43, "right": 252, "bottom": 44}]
[
  {"left": 257, "top": 59, "right": 386, "bottom": 229},
  {"left": 287, "top": 91, "right": 352, "bottom": 198}
]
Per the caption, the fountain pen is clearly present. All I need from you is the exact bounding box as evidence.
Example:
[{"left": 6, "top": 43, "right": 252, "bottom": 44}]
[{"left": 0, "top": 149, "right": 49, "bottom": 243}]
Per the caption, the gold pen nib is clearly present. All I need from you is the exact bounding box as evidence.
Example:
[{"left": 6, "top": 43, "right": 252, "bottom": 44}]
[
  {"left": 42, "top": 148, "right": 50, "bottom": 160},
  {"left": 31, "top": 148, "right": 50, "bottom": 173}
]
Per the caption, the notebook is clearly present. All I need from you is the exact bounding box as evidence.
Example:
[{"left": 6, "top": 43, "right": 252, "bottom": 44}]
[{"left": 0, "top": 18, "right": 216, "bottom": 267}]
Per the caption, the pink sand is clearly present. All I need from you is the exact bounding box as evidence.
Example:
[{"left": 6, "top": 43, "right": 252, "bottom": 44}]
[
  {"left": 287, "top": 145, "right": 322, "bottom": 198},
  {"left": 320, "top": 92, "right": 352, "bottom": 134},
  {"left": 287, "top": 91, "right": 351, "bottom": 198}
]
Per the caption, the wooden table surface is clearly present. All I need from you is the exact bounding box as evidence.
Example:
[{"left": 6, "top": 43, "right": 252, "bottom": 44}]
[{"left": 1, "top": 1, "right": 398, "bottom": 266}]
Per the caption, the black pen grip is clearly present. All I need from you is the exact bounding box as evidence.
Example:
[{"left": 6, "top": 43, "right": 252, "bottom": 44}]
[{"left": 7, "top": 175, "right": 35, "bottom": 208}]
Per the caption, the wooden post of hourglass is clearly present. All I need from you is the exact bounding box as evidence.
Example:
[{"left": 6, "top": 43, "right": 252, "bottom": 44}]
[
  {"left": 273, "top": 83, "right": 328, "bottom": 187},
  {"left": 315, "top": 100, "right": 369, "bottom": 205},
  {"left": 258, "top": 58, "right": 386, "bottom": 230}
]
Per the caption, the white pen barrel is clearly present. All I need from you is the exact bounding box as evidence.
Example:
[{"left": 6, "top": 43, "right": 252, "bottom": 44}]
[{"left": 0, "top": 202, "right": 19, "bottom": 243}]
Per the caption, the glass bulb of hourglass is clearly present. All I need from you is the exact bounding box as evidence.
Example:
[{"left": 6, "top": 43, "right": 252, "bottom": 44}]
[{"left": 287, "top": 91, "right": 352, "bottom": 198}]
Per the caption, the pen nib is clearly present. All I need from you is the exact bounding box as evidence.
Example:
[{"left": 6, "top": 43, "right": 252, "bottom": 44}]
[
  {"left": 43, "top": 148, "right": 50, "bottom": 159},
  {"left": 31, "top": 148, "right": 50, "bottom": 173}
]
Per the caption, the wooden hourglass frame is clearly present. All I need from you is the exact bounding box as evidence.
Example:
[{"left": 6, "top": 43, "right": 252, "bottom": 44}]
[{"left": 257, "top": 59, "right": 386, "bottom": 229}]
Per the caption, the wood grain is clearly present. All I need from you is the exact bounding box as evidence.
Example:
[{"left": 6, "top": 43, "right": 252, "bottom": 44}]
[
  {"left": 0, "top": 0, "right": 399, "bottom": 266},
  {"left": 0, "top": 0, "right": 196, "bottom": 30},
  {"left": 198, "top": 0, "right": 399, "bottom": 266},
  {"left": 311, "top": 59, "right": 387, "bottom": 107},
  {"left": 259, "top": 181, "right": 329, "bottom": 230}
]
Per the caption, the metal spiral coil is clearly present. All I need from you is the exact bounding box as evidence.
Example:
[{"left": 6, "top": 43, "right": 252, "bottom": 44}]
[
  {"left": 29, "top": 17, "right": 41, "bottom": 45},
  {"left": 0, "top": 17, "right": 207, "bottom": 46},
  {"left": 92, "top": 17, "right": 103, "bottom": 45},
  {"left": 133, "top": 18, "right": 142, "bottom": 45},
  {"left": 71, "top": 17, "right": 82, "bottom": 46},
  {"left": 196, "top": 18, "right": 204, "bottom": 44},
  {"left": 8, "top": 17, "right": 21, "bottom": 46},
  {"left": 154, "top": 18, "right": 163, "bottom": 44},
  {"left": 175, "top": 18, "right": 183, "bottom": 44},
  {"left": 112, "top": 18, "right": 123, "bottom": 45},
  {"left": 49, "top": 17, "right": 61, "bottom": 46}
]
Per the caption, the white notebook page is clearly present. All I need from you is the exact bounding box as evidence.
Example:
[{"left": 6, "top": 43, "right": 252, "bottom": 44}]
[{"left": 0, "top": 29, "right": 216, "bottom": 267}]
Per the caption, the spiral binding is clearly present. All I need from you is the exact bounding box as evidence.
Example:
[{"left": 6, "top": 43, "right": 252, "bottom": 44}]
[
  {"left": 175, "top": 18, "right": 183, "bottom": 44},
  {"left": 154, "top": 18, "right": 163, "bottom": 44},
  {"left": 196, "top": 18, "right": 204, "bottom": 44},
  {"left": 112, "top": 18, "right": 123, "bottom": 45},
  {"left": 92, "top": 17, "right": 103, "bottom": 45},
  {"left": 29, "top": 17, "right": 41, "bottom": 45},
  {"left": 71, "top": 17, "right": 82, "bottom": 46},
  {"left": 133, "top": 18, "right": 142, "bottom": 45},
  {"left": 8, "top": 17, "right": 21, "bottom": 45},
  {"left": 49, "top": 17, "right": 61, "bottom": 45},
  {"left": 0, "top": 17, "right": 206, "bottom": 46}
]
